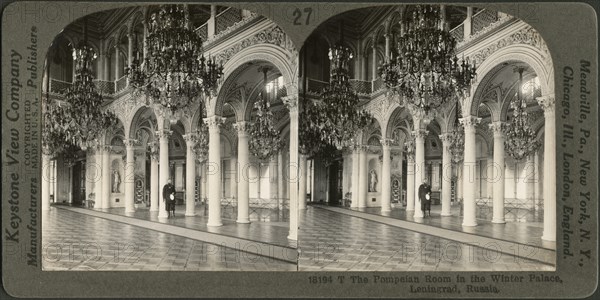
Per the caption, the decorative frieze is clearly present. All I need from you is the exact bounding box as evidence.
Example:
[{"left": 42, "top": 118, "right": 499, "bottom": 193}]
[
  {"left": 471, "top": 26, "right": 550, "bottom": 66},
  {"left": 215, "top": 26, "right": 296, "bottom": 65}
]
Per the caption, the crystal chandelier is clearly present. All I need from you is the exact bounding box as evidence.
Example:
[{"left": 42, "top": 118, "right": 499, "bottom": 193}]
[
  {"left": 505, "top": 67, "right": 540, "bottom": 160},
  {"left": 43, "top": 17, "right": 117, "bottom": 155},
  {"left": 448, "top": 100, "right": 464, "bottom": 163},
  {"left": 248, "top": 67, "right": 283, "bottom": 160},
  {"left": 127, "top": 4, "right": 223, "bottom": 112},
  {"left": 319, "top": 21, "right": 371, "bottom": 150},
  {"left": 378, "top": 5, "right": 476, "bottom": 112}
]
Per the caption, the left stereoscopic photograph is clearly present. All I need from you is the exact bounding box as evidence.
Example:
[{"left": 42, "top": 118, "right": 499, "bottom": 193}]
[{"left": 41, "top": 4, "right": 298, "bottom": 271}]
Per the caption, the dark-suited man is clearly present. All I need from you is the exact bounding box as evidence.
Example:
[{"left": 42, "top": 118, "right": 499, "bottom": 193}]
[
  {"left": 163, "top": 179, "right": 176, "bottom": 218},
  {"left": 418, "top": 178, "right": 432, "bottom": 217}
]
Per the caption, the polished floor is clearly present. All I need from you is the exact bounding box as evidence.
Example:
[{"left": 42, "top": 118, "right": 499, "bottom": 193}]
[
  {"left": 297, "top": 206, "right": 555, "bottom": 271},
  {"left": 42, "top": 201, "right": 555, "bottom": 272},
  {"left": 42, "top": 207, "right": 296, "bottom": 271},
  {"left": 352, "top": 203, "right": 556, "bottom": 250}
]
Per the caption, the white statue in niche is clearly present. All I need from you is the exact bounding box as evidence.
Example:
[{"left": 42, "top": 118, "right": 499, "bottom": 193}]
[
  {"left": 369, "top": 169, "right": 378, "bottom": 192},
  {"left": 112, "top": 170, "right": 121, "bottom": 193}
]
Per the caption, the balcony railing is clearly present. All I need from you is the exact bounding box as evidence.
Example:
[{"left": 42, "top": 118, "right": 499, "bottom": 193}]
[
  {"left": 93, "top": 79, "right": 115, "bottom": 95},
  {"left": 49, "top": 78, "right": 72, "bottom": 94},
  {"left": 50, "top": 78, "right": 119, "bottom": 97},
  {"left": 216, "top": 7, "right": 242, "bottom": 34},
  {"left": 472, "top": 9, "right": 499, "bottom": 35},
  {"left": 196, "top": 23, "right": 208, "bottom": 41},
  {"left": 115, "top": 75, "right": 128, "bottom": 93},
  {"left": 449, "top": 23, "right": 465, "bottom": 43}
]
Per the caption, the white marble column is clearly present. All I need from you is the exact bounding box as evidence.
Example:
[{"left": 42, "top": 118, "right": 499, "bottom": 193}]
[
  {"left": 461, "top": 116, "right": 480, "bottom": 226},
  {"left": 234, "top": 121, "right": 250, "bottom": 224},
  {"left": 269, "top": 155, "right": 278, "bottom": 201},
  {"left": 358, "top": 146, "right": 368, "bottom": 208},
  {"left": 534, "top": 149, "right": 541, "bottom": 209},
  {"left": 439, "top": 133, "right": 452, "bottom": 216},
  {"left": 183, "top": 133, "right": 197, "bottom": 216},
  {"left": 205, "top": 116, "right": 224, "bottom": 226},
  {"left": 42, "top": 153, "right": 52, "bottom": 211},
  {"left": 114, "top": 46, "right": 120, "bottom": 80},
  {"left": 142, "top": 21, "right": 148, "bottom": 61},
  {"left": 124, "top": 139, "right": 136, "bottom": 213},
  {"left": 103, "top": 52, "right": 110, "bottom": 81},
  {"left": 486, "top": 153, "right": 494, "bottom": 199},
  {"left": 208, "top": 5, "right": 217, "bottom": 38},
  {"left": 406, "top": 154, "right": 415, "bottom": 211},
  {"left": 283, "top": 95, "right": 299, "bottom": 240},
  {"left": 384, "top": 34, "right": 391, "bottom": 61},
  {"left": 157, "top": 130, "right": 170, "bottom": 218},
  {"left": 537, "top": 95, "right": 556, "bottom": 241},
  {"left": 380, "top": 139, "right": 392, "bottom": 212},
  {"left": 490, "top": 121, "right": 506, "bottom": 223},
  {"left": 277, "top": 150, "right": 285, "bottom": 209},
  {"left": 127, "top": 33, "right": 133, "bottom": 66},
  {"left": 298, "top": 154, "right": 308, "bottom": 209},
  {"left": 230, "top": 155, "right": 238, "bottom": 200},
  {"left": 464, "top": 7, "right": 473, "bottom": 37},
  {"left": 351, "top": 147, "right": 360, "bottom": 208},
  {"left": 101, "top": 145, "right": 111, "bottom": 209},
  {"left": 150, "top": 149, "right": 159, "bottom": 212},
  {"left": 371, "top": 45, "right": 377, "bottom": 80},
  {"left": 413, "top": 129, "right": 427, "bottom": 218}
]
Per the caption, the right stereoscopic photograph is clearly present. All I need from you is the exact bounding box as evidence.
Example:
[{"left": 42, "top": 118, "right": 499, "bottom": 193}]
[{"left": 297, "top": 4, "right": 556, "bottom": 272}]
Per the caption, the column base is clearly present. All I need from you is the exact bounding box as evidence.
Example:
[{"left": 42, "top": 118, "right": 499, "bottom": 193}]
[
  {"left": 185, "top": 212, "right": 196, "bottom": 217},
  {"left": 125, "top": 207, "right": 135, "bottom": 213},
  {"left": 149, "top": 207, "right": 158, "bottom": 212},
  {"left": 158, "top": 214, "right": 168, "bottom": 219},
  {"left": 236, "top": 218, "right": 250, "bottom": 224},
  {"left": 207, "top": 221, "right": 223, "bottom": 227},
  {"left": 287, "top": 234, "right": 298, "bottom": 241},
  {"left": 462, "top": 221, "right": 478, "bottom": 227},
  {"left": 381, "top": 208, "right": 392, "bottom": 212},
  {"left": 541, "top": 233, "right": 556, "bottom": 242},
  {"left": 413, "top": 211, "right": 424, "bottom": 218},
  {"left": 491, "top": 218, "right": 506, "bottom": 224},
  {"left": 440, "top": 212, "right": 452, "bottom": 217},
  {"left": 406, "top": 208, "right": 414, "bottom": 211}
]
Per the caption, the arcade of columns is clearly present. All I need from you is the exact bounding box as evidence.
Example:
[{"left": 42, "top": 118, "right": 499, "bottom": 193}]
[{"left": 40, "top": 5, "right": 556, "bottom": 242}]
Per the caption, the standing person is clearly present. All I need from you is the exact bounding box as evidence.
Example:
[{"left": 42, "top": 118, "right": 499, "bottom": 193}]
[
  {"left": 418, "top": 178, "right": 432, "bottom": 217},
  {"left": 163, "top": 178, "right": 176, "bottom": 218}
]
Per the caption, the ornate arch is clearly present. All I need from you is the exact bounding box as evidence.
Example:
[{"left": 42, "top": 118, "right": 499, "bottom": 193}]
[
  {"left": 469, "top": 43, "right": 553, "bottom": 117},
  {"left": 210, "top": 42, "right": 296, "bottom": 116}
]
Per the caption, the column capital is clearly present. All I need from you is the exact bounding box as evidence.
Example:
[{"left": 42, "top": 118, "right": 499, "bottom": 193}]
[
  {"left": 203, "top": 115, "right": 225, "bottom": 130},
  {"left": 438, "top": 133, "right": 452, "bottom": 145},
  {"left": 459, "top": 115, "right": 481, "bottom": 128},
  {"left": 536, "top": 94, "right": 555, "bottom": 114},
  {"left": 488, "top": 121, "right": 506, "bottom": 138},
  {"left": 183, "top": 133, "right": 198, "bottom": 147},
  {"left": 123, "top": 139, "right": 137, "bottom": 148},
  {"left": 412, "top": 129, "right": 428, "bottom": 140},
  {"left": 156, "top": 130, "right": 172, "bottom": 140},
  {"left": 282, "top": 95, "right": 298, "bottom": 112},
  {"left": 380, "top": 138, "right": 394, "bottom": 148},
  {"left": 233, "top": 121, "right": 252, "bottom": 136},
  {"left": 98, "top": 144, "right": 112, "bottom": 152}
]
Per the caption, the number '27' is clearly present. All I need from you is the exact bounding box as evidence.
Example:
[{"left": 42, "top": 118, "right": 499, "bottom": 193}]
[{"left": 293, "top": 8, "right": 312, "bottom": 25}]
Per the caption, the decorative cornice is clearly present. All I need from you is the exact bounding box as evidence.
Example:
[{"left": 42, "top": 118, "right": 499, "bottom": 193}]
[
  {"left": 215, "top": 25, "right": 296, "bottom": 65},
  {"left": 471, "top": 25, "right": 550, "bottom": 66}
]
